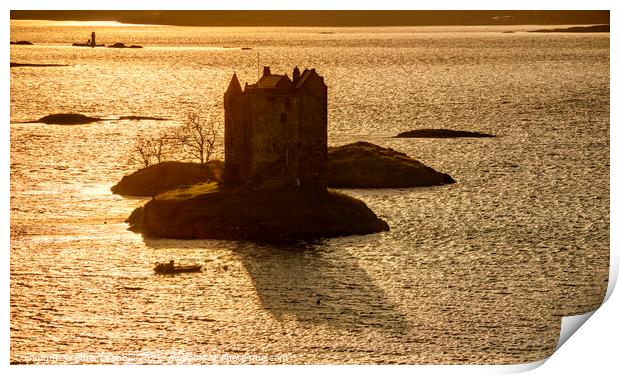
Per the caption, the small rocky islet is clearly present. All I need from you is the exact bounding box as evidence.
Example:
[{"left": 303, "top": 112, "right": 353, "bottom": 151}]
[
  {"left": 27, "top": 113, "right": 167, "bottom": 125},
  {"left": 326, "top": 142, "right": 455, "bottom": 188},
  {"left": 394, "top": 129, "right": 495, "bottom": 138},
  {"left": 107, "top": 43, "right": 143, "bottom": 49}
]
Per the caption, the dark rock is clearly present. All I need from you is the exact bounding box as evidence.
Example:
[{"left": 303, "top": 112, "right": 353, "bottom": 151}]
[
  {"left": 136, "top": 188, "right": 389, "bottom": 241},
  {"left": 11, "top": 62, "right": 69, "bottom": 68},
  {"left": 394, "top": 129, "right": 495, "bottom": 138},
  {"left": 126, "top": 206, "right": 143, "bottom": 231},
  {"left": 327, "top": 142, "right": 455, "bottom": 188},
  {"left": 530, "top": 25, "right": 609, "bottom": 33},
  {"left": 11, "top": 41, "right": 33, "bottom": 45},
  {"left": 29, "top": 113, "right": 168, "bottom": 125},
  {"left": 111, "top": 161, "right": 224, "bottom": 196},
  {"left": 107, "top": 43, "right": 143, "bottom": 48},
  {"left": 118, "top": 115, "right": 167, "bottom": 121},
  {"left": 72, "top": 43, "right": 105, "bottom": 47},
  {"left": 31, "top": 113, "right": 102, "bottom": 125}
]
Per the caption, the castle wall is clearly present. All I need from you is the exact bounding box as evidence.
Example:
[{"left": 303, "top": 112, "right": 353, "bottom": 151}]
[
  {"left": 298, "top": 77, "right": 328, "bottom": 190},
  {"left": 224, "top": 91, "right": 248, "bottom": 184},
  {"left": 245, "top": 89, "right": 301, "bottom": 189}
]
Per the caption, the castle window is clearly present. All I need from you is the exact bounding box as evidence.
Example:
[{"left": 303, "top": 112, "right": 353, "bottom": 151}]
[{"left": 280, "top": 113, "right": 287, "bottom": 123}]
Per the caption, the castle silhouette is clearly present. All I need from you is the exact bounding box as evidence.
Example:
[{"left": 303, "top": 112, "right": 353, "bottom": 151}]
[{"left": 224, "top": 66, "right": 327, "bottom": 190}]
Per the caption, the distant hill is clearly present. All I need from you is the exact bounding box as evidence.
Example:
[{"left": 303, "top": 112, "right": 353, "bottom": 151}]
[{"left": 10, "top": 10, "right": 610, "bottom": 27}]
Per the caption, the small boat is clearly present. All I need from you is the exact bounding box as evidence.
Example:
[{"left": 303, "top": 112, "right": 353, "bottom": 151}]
[{"left": 154, "top": 260, "right": 202, "bottom": 274}]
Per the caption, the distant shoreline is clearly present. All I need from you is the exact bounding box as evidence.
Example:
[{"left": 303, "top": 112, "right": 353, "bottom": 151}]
[
  {"left": 530, "top": 24, "right": 609, "bottom": 33},
  {"left": 10, "top": 10, "right": 609, "bottom": 27},
  {"left": 9, "top": 20, "right": 612, "bottom": 29}
]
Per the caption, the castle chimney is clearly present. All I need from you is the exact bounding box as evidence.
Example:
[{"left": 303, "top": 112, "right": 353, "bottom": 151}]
[
  {"left": 263, "top": 66, "right": 271, "bottom": 76},
  {"left": 293, "top": 66, "right": 300, "bottom": 82},
  {"left": 91, "top": 31, "right": 96, "bottom": 47}
]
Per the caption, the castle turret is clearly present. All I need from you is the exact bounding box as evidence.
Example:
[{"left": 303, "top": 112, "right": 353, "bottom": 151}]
[
  {"left": 263, "top": 66, "right": 271, "bottom": 76},
  {"left": 293, "top": 66, "right": 300, "bottom": 83},
  {"left": 224, "top": 72, "right": 245, "bottom": 185},
  {"left": 225, "top": 73, "right": 242, "bottom": 96}
]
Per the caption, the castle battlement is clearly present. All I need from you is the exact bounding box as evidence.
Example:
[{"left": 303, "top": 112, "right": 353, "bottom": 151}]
[{"left": 224, "top": 66, "right": 327, "bottom": 190}]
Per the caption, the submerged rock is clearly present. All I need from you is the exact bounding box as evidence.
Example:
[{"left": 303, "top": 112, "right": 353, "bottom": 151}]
[
  {"left": 111, "top": 161, "right": 224, "bottom": 196},
  {"left": 327, "top": 142, "right": 454, "bottom": 188},
  {"left": 10, "top": 41, "right": 33, "bottom": 45},
  {"left": 394, "top": 129, "right": 495, "bottom": 138},
  {"left": 31, "top": 113, "right": 102, "bottom": 125},
  {"left": 133, "top": 187, "right": 389, "bottom": 241}
]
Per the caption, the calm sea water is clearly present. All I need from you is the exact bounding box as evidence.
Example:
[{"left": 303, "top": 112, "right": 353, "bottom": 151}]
[{"left": 9, "top": 21, "right": 609, "bottom": 364}]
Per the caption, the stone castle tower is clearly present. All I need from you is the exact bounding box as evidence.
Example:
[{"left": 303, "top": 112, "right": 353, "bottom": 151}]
[{"left": 224, "top": 66, "right": 328, "bottom": 190}]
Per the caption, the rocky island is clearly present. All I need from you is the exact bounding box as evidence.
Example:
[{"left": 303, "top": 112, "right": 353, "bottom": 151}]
[
  {"left": 112, "top": 141, "right": 454, "bottom": 196},
  {"left": 129, "top": 186, "right": 388, "bottom": 241},
  {"left": 327, "top": 142, "right": 454, "bottom": 188},
  {"left": 124, "top": 67, "right": 391, "bottom": 241},
  {"left": 112, "top": 161, "right": 223, "bottom": 196}
]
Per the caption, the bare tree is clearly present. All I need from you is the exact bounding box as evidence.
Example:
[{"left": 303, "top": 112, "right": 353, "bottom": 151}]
[
  {"left": 129, "top": 131, "right": 171, "bottom": 168},
  {"left": 175, "top": 110, "right": 222, "bottom": 164}
]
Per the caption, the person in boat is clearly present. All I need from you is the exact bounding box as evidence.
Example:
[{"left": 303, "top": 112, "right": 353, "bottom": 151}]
[{"left": 167, "top": 259, "right": 174, "bottom": 272}]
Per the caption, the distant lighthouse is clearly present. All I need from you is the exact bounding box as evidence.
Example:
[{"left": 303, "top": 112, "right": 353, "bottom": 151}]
[{"left": 91, "top": 31, "right": 96, "bottom": 47}]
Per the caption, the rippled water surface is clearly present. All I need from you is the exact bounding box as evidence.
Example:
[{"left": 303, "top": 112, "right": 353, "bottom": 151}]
[{"left": 10, "top": 21, "right": 609, "bottom": 364}]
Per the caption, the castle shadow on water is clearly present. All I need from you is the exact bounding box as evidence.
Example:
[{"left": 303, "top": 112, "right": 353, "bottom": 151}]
[{"left": 224, "top": 66, "right": 328, "bottom": 191}]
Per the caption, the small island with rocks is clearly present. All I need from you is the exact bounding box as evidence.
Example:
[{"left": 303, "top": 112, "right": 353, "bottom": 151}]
[
  {"left": 124, "top": 67, "right": 393, "bottom": 241},
  {"left": 112, "top": 142, "right": 454, "bottom": 196},
  {"left": 71, "top": 31, "right": 143, "bottom": 48}
]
